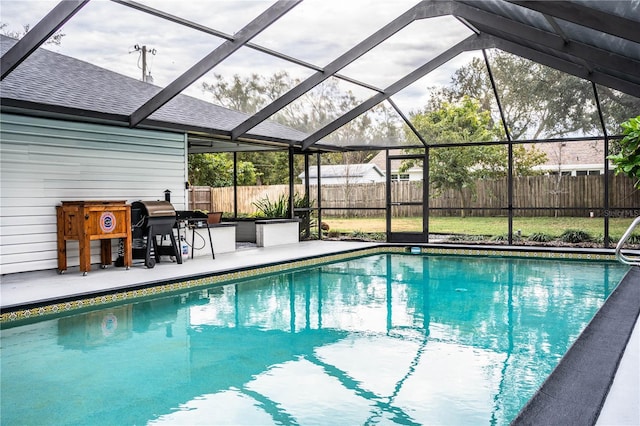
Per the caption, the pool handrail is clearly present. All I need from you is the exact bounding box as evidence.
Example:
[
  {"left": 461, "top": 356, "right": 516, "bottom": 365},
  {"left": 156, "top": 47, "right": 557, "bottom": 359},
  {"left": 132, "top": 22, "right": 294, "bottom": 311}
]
[{"left": 615, "top": 216, "right": 640, "bottom": 266}]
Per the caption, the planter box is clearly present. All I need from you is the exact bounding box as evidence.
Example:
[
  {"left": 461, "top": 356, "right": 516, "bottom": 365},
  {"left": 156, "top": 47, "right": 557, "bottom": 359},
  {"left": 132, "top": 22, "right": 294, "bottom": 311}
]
[
  {"left": 256, "top": 219, "right": 300, "bottom": 247},
  {"left": 222, "top": 218, "right": 301, "bottom": 246}
]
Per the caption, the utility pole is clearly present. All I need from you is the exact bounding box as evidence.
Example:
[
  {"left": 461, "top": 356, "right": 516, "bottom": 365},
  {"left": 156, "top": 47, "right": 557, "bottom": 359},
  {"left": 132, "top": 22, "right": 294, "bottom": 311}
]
[{"left": 133, "top": 44, "right": 156, "bottom": 82}]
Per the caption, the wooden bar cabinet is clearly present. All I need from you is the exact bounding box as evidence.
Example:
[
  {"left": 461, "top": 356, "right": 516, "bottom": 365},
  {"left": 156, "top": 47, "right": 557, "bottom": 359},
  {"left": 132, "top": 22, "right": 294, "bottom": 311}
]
[{"left": 56, "top": 200, "right": 132, "bottom": 275}]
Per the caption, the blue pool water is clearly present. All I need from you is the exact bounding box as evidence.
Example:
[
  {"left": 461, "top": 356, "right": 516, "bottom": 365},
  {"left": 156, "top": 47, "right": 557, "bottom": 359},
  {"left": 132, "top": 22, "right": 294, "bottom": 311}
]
[{"left": 0, "top": 253, "right": 629, "bottom": 425}]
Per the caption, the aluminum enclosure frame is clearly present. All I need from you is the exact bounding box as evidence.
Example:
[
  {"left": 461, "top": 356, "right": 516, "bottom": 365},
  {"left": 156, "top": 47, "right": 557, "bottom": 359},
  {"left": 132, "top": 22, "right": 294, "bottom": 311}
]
[{"left": 2, "top": 0, "right": 638, "bottom": 153}]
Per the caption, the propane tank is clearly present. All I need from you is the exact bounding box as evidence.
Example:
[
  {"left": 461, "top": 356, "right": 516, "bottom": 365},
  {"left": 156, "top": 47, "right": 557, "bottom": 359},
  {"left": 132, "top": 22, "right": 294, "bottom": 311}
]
[{"left": 180, "top": 235, "right": 189, "bottom": 260}]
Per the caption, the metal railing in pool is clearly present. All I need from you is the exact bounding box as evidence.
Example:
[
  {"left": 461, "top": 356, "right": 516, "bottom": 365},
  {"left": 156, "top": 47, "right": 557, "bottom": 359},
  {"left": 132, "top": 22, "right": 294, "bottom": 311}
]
[{"left": 615, "top": 216, "right": 640, "bottom": 266}]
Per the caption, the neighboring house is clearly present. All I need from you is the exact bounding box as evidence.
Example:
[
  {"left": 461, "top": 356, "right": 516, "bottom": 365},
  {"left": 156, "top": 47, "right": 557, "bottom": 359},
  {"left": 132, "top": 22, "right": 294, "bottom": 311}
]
[
  {"left": 370, "top": 143, "right": 608, "bottom": 179},
  {"left": 298, "top": 164, "right": 385, "bottom": 185},
  {"left": 0, "top": 35, "right": 306, "bottom": 274},
  {"left": 532, "top": 140, "right": 608, "bottom": 176},
  {"left": 369, "top": 150, "right": 423, "bottom": 181}
]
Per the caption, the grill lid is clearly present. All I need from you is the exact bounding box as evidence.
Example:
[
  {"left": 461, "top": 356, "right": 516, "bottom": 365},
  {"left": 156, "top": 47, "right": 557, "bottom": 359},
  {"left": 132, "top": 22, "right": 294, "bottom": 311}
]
[{"left": 133, "top": 200, "right": 176, "bottom": 217}]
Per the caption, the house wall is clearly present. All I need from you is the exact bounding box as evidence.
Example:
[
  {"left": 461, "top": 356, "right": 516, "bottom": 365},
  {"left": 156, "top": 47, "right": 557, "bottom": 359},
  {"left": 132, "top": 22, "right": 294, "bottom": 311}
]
[
  {"left": 390, "top": 167, "right": 423, "bottom": 182},
  {"left": 362, "top": 169, "right": 385, "bottom": 183},
  {"left": 304, "top": 170, "right": 385, "bottom": 186},
  {"left": 305, "top": 176, "right": 378, "bottom": 185},
  {"left": 533, "top": 140, "right": 608, "bottom": 176},
  {"left": 0, "top": 113, "right": 188, "bottom": 274}
]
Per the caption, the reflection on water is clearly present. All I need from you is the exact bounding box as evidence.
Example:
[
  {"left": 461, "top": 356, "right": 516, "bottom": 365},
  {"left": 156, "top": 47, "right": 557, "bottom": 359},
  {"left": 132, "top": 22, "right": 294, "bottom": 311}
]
[
  {"left": 58, "top": 305, "right": 133, "bottom": 349},
  {"left": 0, "top": 254, "right": 628, "bottom": 425}
]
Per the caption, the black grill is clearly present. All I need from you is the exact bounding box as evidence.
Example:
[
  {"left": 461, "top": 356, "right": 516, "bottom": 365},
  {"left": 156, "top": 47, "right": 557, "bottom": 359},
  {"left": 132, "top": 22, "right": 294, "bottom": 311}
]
[{"left": 131, "top": 200, "right": 181, "bottom": 268}]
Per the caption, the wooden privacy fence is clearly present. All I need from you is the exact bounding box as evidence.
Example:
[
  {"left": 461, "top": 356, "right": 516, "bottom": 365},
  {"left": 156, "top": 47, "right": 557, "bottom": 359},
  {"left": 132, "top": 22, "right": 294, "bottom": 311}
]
[{"left": 189, "top": 174, "right": 639, "bottom": 218}]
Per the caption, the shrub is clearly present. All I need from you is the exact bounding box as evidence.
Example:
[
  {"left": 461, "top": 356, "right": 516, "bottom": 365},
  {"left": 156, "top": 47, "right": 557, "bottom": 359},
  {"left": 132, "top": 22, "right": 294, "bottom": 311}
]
[
  {"left": 368, "top": 232, "right": 386, "bottom": 241},
  {"left": 613, "top": 234, "right": 640, "bottom": 245},
  {"left": 594, "top": 235, "right": 640, "bottom": 246},
  {"left": 608, "top": 115, "right": 640, "bottom": 189},
  {"left": 529, "top": 232, "right": 553, "bottom": 242},
  {"left": 253, "top": 192, "right": 316, "bottom": 239},
  {"left": 349, "top": 230, "right": 370, "bottom": 240},
  {"left": 347, "top": 230, "right": 385, "bottom": 241},
  {"left": 490, "top": 234, "right": 521, "bottom": 242},
  {"left": 448, "top": 234, "right": 487, "bottom": 242},
  {"left": 252, "top": 193, "right": 289, "bottom": 218},
  {"left": 560, "top": 229, "right": 592, "bottom": 243},
  {"left": 628, "top": 235, "right": 640, "bottom": 245}
]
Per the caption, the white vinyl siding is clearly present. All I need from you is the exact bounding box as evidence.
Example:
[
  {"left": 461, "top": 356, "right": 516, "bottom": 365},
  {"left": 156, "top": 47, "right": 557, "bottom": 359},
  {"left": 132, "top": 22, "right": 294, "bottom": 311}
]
[{"left": 0, "top": 113, "right": 188, "bottom": 274}]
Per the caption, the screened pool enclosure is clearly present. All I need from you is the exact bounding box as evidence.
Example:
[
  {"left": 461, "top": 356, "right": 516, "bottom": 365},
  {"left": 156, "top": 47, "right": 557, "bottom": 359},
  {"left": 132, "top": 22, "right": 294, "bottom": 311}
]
[{"left": 1, "top": 0, "right": 639, "bottom": 247}]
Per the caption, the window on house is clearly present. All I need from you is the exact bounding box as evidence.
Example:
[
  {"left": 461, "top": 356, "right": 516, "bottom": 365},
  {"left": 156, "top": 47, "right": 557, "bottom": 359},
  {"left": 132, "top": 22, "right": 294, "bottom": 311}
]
[
  {"left": 390, "top": 174, "right": 409, "bottom": 181},
  {"left": 576, "top": 170, "right": 601, "bottom": 176}
]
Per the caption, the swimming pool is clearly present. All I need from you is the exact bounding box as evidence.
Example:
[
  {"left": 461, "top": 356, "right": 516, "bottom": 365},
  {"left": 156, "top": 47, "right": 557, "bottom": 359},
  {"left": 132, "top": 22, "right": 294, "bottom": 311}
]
[{"left": 0, "top": 253, "right": 629, "bottom": 425}]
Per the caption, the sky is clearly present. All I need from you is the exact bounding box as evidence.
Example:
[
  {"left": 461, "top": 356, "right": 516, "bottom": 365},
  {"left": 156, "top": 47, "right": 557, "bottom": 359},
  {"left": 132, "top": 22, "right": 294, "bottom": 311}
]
[{"left": 0, "top": 0, "right": 480, "bottom": 116}]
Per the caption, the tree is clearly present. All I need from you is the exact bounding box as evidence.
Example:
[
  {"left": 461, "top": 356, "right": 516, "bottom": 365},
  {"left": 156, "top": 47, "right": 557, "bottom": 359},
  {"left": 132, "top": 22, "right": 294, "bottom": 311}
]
[
  {"left": 435, "top": 50, "right": 640, "bottom": 140},
  {"left": 198, "top": 73, "right": 293, "bottom": 184},
  {"left": 201, "top": 71, "right": 290, "bottom": 115},
  {"left": 188, "top": 153, "right": 256, "bottom": 187},
  {"left": 403, "top": 96, "right": 546, "bottom": 217},
  {"left": 0, "top": 23, "right": 65, "bottom": 45},
  {"left": 608, "top": 116, "right": 640, "bottom": 189},
  {"left": 236, "top": 151, "right": 289, "bottom": 185}
]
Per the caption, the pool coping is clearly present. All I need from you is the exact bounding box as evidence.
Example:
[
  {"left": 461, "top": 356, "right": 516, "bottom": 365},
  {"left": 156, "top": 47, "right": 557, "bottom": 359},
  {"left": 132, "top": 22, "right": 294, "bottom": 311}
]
[
  {"left": 512, "top": 265, "right": 640, "bottom": 426},
  {"left": 0, "top": 245, "right": 378, "bottom": 320}
]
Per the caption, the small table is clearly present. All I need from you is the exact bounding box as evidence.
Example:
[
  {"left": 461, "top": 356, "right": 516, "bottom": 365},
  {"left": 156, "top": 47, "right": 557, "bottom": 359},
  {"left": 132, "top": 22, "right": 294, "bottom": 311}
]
[
  {"left": 56, "top": 200, "right": 132, "bottom": 275},
  {"left": 175, "top": 211, "right": 215, "bottom": 259}
]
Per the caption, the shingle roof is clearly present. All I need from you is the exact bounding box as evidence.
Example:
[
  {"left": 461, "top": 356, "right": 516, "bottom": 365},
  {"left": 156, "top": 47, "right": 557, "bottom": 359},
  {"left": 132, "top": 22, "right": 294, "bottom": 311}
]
[{"left": 0, "top": 35, "right": 308, "bottom": 143}]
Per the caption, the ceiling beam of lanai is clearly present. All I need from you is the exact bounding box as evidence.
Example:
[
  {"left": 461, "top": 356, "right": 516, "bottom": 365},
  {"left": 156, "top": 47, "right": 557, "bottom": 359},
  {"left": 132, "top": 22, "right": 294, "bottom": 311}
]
[
  {"left": 450, "top": 2, "right": 640, "bottom": 88},
  {"left": 507, "top": 0, "right": 640, "bottom": 44},
  {"left": 489, "top": 36, "right": 640, "bottom": 97},
  {"left": 476, "top": 24, "right": 640, "bottom": 97}
]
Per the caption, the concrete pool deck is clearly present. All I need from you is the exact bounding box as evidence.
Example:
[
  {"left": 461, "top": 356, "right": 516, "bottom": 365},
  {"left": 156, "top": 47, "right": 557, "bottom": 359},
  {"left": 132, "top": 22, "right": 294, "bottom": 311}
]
[{"left": 1, "top": 240, "right": 638, "bottom": 425}]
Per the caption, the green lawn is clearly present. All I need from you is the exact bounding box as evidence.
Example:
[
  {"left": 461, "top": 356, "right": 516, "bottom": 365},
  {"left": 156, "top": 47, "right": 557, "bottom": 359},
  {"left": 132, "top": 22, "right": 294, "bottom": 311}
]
[{"left": 323, "top": 216, "right": 638, "bottom": 240}]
